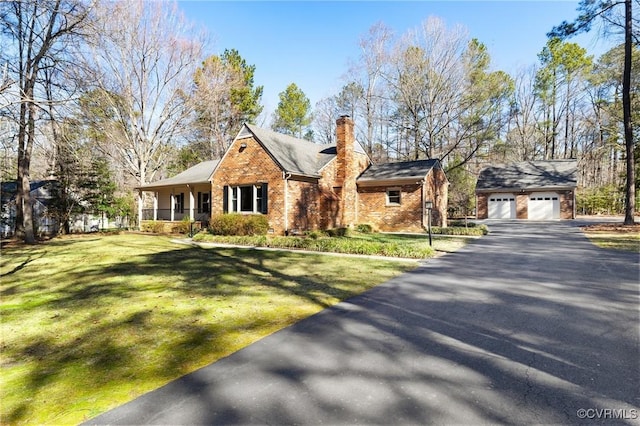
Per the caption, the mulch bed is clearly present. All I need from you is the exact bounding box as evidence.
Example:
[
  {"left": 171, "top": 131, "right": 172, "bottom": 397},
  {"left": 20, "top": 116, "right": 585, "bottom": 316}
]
[{"left": 581, "top": 223, "right": 640, "bottom": 233}]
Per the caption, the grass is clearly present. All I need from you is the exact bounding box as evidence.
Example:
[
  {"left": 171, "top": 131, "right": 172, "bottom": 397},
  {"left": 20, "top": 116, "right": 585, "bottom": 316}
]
[
  {"left": 582, "top": 231, "right": 640, "bottom": 252},
  {"left": 0, "top": 233, "right": 418, "bottom": 425},
  {"left": 192, "top": 230, "right": 472, "bottom": 258}
]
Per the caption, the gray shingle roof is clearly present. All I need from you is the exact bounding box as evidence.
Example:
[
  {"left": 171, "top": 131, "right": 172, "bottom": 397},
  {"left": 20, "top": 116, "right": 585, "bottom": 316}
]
[
  {"left": 138, "top": 160, "right": 219, "bottom": 189},
  {"left": 242, "top": 124, "right": 367, "bottom": 178},
  {"left": 475, "top": 160, "right": 577, "bottom": 192},
  {"left": 243, "top": 124, "right": 333, "bottom": 177},
  {"left": 358, "top": 159, "right": 440, "bottom": 183}
]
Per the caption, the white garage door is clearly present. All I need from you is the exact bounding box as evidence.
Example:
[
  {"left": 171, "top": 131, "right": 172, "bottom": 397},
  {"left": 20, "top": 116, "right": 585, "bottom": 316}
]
[
  {"left": 488, "top": 194, "right": 516, "bottom": 219},
  {"left": 529, "top": 192, "right": 560, "bottom": 220}
]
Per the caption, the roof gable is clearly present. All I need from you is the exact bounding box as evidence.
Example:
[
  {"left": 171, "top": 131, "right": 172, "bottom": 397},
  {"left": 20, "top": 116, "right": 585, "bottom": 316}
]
[
  {"left": 475, "top": 160, "right": 577, "bottom": 192},
  {"left": 241, "top": 124, "right": 335, "bottom": 177}
]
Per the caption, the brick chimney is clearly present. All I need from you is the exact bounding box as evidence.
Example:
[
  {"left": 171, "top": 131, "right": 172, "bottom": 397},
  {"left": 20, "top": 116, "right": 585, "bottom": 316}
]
[
  {"left": 336, "top": 115, "right": 354, "bottom": 184},
  {"left": 336, "top": 115, "right": 357, "bottom": 226}
]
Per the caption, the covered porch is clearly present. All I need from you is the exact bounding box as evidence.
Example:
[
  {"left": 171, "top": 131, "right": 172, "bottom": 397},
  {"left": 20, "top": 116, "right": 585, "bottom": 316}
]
[{"left": 136, "top": 160, "right": 219, "bottom": 229}]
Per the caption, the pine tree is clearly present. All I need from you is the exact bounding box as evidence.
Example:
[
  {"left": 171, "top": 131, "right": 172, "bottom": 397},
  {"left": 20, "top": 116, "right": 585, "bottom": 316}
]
[{"left": 272, "top": 83, "right": 313, "bottom": 139}]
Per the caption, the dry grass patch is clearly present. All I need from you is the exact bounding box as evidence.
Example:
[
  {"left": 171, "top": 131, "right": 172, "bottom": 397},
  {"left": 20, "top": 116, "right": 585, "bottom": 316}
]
[
  {"left": 581, "top": 223, "right": 640, "bottom": 252},
  {"left": 1, "top": 234, "right": 416, "bottom": 425}
]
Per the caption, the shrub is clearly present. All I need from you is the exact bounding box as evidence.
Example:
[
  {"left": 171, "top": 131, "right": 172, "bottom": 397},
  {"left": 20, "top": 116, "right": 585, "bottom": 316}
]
[
  {"left": 242, "top": 214, "right": 269, "bottom": 235},
  {"left": 208, "top": 214, "right": 269, "bottom": 236},
  {"left": 141, "top": 221, "right": 165, "bottom": 233},
  {"left": 172, "top": 216, "right": 193, "bottom": 235},
  {"left": 326, "top": 227, "right": 350, "bottom": 237},
  {"left": 355, "top": 224, "right": 373, "bottom": 233},
  {"left": 305, "top": 230, "right": 325, "bottom": 240},
  {"left": 431, "top": 225, "right": 488, "bottom": 236},
  {"left": 447, "top": 220, "right": 482, "bottom": 228}
]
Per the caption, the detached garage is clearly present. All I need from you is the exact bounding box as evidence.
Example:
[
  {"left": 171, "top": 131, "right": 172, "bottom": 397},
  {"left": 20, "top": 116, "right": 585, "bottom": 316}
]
[{"left": 475, "top": 160, "right": 577, "bottom": 220}]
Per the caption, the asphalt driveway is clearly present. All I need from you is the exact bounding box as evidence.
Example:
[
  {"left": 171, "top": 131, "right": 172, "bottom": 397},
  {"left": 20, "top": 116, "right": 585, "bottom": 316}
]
[{"left": 87, "top": 221, "right": 639, "bottom": 425}]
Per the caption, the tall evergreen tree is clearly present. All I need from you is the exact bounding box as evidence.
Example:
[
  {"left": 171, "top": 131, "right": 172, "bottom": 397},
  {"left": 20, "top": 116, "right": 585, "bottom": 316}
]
[
  {"left": 272, "top": 83, "right": 312, "bottom": 139},
  {"left": 549, "top": 0, "right": 636, "bottom": 223}
]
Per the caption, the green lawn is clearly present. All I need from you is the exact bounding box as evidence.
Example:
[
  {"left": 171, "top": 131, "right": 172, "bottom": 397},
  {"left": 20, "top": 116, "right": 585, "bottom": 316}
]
[{"left": 0, "top": 234, "right": 418, "bottom": 425}]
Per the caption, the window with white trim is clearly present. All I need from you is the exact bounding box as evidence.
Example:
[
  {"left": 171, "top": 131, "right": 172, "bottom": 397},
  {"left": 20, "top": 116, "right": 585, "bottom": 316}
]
[
  {"left": 224, "top": 184, "right": 268, "bottom": 214},
  {"left": 386, "top": 188, "right": 401, "bottom": 205}
]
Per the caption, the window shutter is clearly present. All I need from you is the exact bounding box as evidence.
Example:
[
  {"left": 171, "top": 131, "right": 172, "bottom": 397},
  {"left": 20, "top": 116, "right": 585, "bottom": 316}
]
[
  {"left": 197, "top": 192, "right": 202, "bottom": 213},
  {"left": 223, "top": 186, "right": 228, "bottom": 213},
  {"left": 261, "top": 183, "right": 268, "bottom": 214}
]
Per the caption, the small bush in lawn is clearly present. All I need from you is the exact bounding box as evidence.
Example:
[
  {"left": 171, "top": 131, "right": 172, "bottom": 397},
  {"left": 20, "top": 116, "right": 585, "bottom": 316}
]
[
  {"left": 355, "top": 224, "right": 373, "bottom": 233},
  {"left": 208, "top": 214, "right": 269, "bottom": 236}
]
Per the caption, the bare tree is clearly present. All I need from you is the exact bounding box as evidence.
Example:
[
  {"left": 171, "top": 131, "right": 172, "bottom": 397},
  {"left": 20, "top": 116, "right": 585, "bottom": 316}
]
[
  {"left": 351, "top": 22, "right": 393, "bottom": 155},
  {"left": 313, "top": 96, "right": 339, "bottom": 144},
  {"left": 188, "top": 50, "right": 263, "bottom": 161},
  {"left": 84, "top": 0, "right": 203, "bottom": 186},
  {"left": 1, "top": 0, "right": 92, "bottom": 243},
  {"left": 385, "top": 17, "right": 469, "bottom": 160},
  {"left": 507, "top": 65, "right": 545, "bottom": 161}
]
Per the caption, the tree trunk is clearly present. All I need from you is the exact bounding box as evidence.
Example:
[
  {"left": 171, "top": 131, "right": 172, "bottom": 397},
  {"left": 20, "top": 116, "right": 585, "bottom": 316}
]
[{"left": 622, "top": 0, "right": 635, "bottom": 224}]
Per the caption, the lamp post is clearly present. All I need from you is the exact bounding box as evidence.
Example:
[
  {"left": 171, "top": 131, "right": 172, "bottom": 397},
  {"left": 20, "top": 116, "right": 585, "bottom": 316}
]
[{"left": 425, "top": 200, "right": 433, "bottom": 246}]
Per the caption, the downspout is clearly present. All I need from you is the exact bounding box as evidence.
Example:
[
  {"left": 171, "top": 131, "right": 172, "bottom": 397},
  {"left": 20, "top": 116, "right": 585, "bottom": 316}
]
[
  {"left": 283, "top": 171, "right": 292, "bottom": 235},
  {"left": 419, "top": 179, "right": 426, "bottom": 229}
]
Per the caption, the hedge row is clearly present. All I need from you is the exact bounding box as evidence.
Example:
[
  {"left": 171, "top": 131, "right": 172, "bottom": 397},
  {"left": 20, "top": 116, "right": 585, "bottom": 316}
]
[{"left": 192, "top": 233, "right": 435, "bottom": 259}]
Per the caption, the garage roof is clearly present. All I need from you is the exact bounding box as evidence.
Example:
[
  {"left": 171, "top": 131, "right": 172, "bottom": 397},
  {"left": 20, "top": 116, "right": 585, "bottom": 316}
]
[{"left": 476, "top": 160, "right": 577, "bottom": 192}]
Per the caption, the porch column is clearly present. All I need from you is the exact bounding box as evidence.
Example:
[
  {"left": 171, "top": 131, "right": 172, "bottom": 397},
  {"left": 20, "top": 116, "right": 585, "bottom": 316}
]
[
  {"left": 170, "top": 193, "right": 175, "bottom": 222},
  {"left": 137, "top": 190, "right": 143, "bottom": 230},
  {"left": 188, "top": 185, "right": 195, "bottom": 221},
  {"left": 153, "top": 192, "right": 158, "bottom": 221}
]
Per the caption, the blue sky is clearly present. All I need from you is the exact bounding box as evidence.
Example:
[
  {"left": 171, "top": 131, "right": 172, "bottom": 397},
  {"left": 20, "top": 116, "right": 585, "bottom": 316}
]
[{"left": 178, "top": 1, "right": 615, "bottom": 120}]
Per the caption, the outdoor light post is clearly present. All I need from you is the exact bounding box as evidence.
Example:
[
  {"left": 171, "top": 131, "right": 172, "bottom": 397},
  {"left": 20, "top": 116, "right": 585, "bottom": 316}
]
[{"left": 425, "top": 200, "right": 433, "bottom": 246}]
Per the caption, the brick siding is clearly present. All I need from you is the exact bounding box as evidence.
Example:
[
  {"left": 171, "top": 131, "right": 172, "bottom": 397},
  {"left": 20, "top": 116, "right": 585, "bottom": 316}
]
[{"left": 211, "top": 135, "right": 287, "bottom": 234}]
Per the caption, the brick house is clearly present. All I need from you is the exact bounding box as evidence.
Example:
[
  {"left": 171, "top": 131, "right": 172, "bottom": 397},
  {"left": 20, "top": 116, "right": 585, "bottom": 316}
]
[
  {"left": 475, "top": 160, "right": 577, "bottom": 220},
  {"left": 138, "top": 116, "right": 448, "bottom": 234}
]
